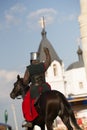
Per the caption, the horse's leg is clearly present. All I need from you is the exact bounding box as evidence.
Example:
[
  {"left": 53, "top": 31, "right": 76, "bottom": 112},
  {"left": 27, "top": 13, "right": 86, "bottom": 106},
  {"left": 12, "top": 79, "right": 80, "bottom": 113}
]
[
  {"left": 45, "top": 103, "right": 59, "bottom": 130},
  {"left": 33, "top": 115, "right": 45, "bottom": 130},
  {"left": 40, "top": 124, "right": 45, "bottom": 130},
  {"left": 45, "top": 112, "right": 56, "bottom": 130},
  {"left": 45, "top": 120, "right": 53, "bottom": 130}
]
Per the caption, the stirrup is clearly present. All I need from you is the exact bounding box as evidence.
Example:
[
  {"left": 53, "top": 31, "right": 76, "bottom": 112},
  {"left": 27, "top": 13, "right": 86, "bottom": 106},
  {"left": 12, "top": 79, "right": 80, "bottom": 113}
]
[{"left": 22, "top": 120, "right": 32, "bottom": 128}]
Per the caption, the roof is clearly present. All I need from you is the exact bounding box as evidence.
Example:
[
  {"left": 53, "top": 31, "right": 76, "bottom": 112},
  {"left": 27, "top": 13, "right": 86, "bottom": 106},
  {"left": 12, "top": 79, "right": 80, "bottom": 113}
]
[
  {"left": 38, "top": 29, "right": 62, "bottom": 64},
  {"left": 66, "top": 46, "right": 84, "bottom": 70},
  {"left": 66, "top": 61, "right": 84, "bottom": 70}
]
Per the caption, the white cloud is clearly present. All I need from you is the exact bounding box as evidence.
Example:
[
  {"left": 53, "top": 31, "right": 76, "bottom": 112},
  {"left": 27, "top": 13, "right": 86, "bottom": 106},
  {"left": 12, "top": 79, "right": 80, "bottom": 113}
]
[
  {"left": 5, "top": 14, "right": 21, "bottom": 25},
  {"left": 4, "top": 3, "right": 26, "bottom": 26},
  {"left": 28, "top": 8, "right": 57, "bottom": 18},
  {"left": 0, "top": 70, "right": 20, "bottom": 100},
  {"left": 27, "top": 8, "right": 57, "bottom": 29},
  {"left": 9, "top": 3, "right": 26, "bottom": 14},
  {"left": 5, "top": 3, "right": 26, "bottom": 15},
  {"left": 2, "top": 4, "right": 77, "bottom": 30},
  {"left": 27, "top": 8, "right": 77, "bottom": 29},
  {"left": 0, "top": 70, "right": 18, "bottom": 82}
]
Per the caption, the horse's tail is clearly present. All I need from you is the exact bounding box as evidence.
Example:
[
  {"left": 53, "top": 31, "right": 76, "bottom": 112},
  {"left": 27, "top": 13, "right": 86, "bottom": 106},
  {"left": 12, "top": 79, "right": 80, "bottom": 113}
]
[
  {"left": 68, "top": 108, "right": 82, "bottom": 129},
  {"left": 59, "top": 93, "right": 82, "bottom": 128},
  {"left": 68, "top": 108, "right": 77, "bottom": 124}
]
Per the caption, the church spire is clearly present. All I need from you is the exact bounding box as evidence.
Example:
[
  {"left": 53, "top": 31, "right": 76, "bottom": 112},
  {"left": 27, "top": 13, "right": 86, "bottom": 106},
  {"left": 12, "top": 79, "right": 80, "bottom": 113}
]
[
  {"left": 77, "top": 45, "right": 83, "bottom": 62},
  {"left": 38, "top": 17, "right": 62, "bottom": 64},
  {"left": 76, "top": 37, "right": 83, "bottom": 62}
]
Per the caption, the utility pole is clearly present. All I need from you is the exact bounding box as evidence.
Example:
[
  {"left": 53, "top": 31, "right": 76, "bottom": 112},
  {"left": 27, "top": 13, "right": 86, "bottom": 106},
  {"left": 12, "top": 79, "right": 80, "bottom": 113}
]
[{"left": 11, "top": 104, "right": 18, "bottom": 130}]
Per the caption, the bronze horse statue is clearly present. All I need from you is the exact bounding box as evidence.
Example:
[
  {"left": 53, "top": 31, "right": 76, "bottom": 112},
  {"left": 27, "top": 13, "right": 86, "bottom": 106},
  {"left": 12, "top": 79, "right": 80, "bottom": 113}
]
[{"left": 10, "top": 75, "right": 82, "bottom": 130}]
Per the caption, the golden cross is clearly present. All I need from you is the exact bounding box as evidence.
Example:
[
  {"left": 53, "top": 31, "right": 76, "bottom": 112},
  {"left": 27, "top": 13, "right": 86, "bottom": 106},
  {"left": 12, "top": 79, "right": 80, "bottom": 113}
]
[{"left": 39, "top": 16, "right": 45, "bottom": 29}]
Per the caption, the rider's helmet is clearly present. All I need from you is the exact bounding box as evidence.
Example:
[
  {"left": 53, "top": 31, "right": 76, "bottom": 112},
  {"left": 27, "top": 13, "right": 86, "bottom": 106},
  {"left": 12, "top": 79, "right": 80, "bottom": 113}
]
[{"left": 30, "top": 52, "right": 40, "bottom": 64}]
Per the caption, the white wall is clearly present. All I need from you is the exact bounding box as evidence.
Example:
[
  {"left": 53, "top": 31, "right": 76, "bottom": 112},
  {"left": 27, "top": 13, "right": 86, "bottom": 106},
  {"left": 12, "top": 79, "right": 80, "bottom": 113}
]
[
  {"left": 45, "top": 60, "right": 87, "bottom": 97},
  {"left": 46, "top": 60, "right": 66, "bottom": 95},
  {"left": 65, "top": 67, "right": 87, "bottom": 95}
]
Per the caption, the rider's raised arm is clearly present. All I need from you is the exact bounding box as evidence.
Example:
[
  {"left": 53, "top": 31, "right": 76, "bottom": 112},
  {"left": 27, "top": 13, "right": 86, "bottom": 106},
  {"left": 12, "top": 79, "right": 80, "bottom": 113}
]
[
  {"left": 44, "top": 47, "right": 51, "bottom": 71},
  {"left": 23, "top": 68, "right": 30, "bottom": 86}
]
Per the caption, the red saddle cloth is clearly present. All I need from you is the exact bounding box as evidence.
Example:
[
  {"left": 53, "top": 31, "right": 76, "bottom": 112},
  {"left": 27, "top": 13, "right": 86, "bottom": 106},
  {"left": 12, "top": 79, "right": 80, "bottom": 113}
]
[{"left": 22, "top": 91, "right": 38, "bottom": 121}]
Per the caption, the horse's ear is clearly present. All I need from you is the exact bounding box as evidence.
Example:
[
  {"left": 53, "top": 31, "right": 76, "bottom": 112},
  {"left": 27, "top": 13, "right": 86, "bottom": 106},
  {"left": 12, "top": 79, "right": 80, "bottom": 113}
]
[{"left": 17, "top": 75, "right": 20, "bottom": 80}]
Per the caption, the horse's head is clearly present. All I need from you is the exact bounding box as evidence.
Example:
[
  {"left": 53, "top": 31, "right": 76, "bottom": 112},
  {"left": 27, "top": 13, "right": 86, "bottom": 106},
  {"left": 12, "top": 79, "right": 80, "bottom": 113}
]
[{"left": 10, "top": 75, "right": 29, "bottom": 99}]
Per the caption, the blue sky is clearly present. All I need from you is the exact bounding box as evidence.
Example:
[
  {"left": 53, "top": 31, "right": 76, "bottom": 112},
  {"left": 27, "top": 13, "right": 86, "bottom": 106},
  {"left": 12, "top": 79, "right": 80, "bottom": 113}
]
[{"left": 0, "top": 0, "right": 81, "bottom": 129}]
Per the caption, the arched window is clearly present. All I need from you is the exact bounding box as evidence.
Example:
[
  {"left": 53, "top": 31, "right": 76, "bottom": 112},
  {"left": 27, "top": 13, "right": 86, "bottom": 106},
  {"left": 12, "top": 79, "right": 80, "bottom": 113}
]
[
  {"left": 53, "top": 64, "right": 57, "bottom": 76},
  {"left": 79, "top": 82, "right": 83, "bottom": 89}
]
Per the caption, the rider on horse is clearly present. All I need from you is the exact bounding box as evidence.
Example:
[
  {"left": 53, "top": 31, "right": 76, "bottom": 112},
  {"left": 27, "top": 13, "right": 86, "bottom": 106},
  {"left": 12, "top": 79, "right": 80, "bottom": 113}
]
[{"left": 22, "top": 47, "right": 51, "bottom": 127}]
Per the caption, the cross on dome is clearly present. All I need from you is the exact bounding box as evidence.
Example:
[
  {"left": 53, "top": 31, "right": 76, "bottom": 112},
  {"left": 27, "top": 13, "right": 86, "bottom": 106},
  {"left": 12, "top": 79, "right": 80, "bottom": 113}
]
[{"left": 39, "top": 16, "right": 46, "bottom": 29}]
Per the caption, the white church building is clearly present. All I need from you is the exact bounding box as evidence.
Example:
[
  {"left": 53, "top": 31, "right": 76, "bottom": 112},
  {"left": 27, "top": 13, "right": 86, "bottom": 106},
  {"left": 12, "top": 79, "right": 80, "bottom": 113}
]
[
  {"left": 35, "top": 0, "right": 87, "bottom": 129},
  {"left": 38, "top": 23, "right": 87, "bottom": 99}
]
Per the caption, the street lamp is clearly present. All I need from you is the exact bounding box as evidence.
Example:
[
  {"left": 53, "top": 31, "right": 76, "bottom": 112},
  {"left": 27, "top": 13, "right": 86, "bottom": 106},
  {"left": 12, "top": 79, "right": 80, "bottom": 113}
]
[{"left": 4, "top": 110, "right": 8, "bottom": 124}]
